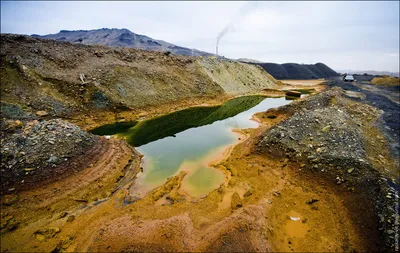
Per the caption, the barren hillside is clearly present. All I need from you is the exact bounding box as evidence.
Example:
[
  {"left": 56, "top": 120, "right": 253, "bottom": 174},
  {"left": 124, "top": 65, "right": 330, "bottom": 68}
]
[
  {"left": 1, "top": 34, "right": 279, "bottom": 123},
  {"left": 32, "top": 28, "right": 213, "bottom": 57}
]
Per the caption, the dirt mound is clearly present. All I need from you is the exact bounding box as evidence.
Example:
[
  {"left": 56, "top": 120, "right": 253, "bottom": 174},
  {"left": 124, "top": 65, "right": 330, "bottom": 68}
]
[
  {"left": 1, "top": 118, "right": 100, "bottom": 193},
  {"left": 371, "top": 76, "right": 400, "bottom": 86},
  {"left": 249, "top": 62, "right": 338, "bottom": 79},
  {"left": 259, "top": 107, "right": 368, "bottom": 165}
]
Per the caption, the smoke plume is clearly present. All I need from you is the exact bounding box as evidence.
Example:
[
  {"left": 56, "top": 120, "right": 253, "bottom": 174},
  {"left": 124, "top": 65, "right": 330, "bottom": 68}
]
[{"left": 216, "top": 2, "right": 258, "bottom": 54}]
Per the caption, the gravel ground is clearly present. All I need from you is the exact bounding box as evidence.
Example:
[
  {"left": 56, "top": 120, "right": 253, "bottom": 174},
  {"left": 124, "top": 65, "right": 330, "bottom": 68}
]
[{"left": 327, "top": 78, "right": 400, "bottom": 161}]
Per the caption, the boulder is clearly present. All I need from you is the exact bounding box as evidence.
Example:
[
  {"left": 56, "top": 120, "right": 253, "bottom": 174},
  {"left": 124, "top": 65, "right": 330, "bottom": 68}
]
[
  {"left": 231, "top": 192, "right": 242, "bottom": 210},
  {"left": 35, "top": 110, "right": 49, "bottom": 117},
  {"left": 285, "top": 91, "right": 302, "bottom": 97}
]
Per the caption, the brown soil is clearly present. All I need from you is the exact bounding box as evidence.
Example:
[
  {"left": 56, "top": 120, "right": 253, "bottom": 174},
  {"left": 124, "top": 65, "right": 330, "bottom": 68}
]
[{"left": 0, "top": 138, "right": 139, "bottom": 252}]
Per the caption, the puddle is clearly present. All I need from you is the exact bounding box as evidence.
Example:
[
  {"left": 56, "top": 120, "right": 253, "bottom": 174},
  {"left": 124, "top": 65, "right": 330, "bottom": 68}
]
[
  {"left": 285, "top": 210, "right": 310, "bottom": 238},
  {"left": 92, "top": 96, "right": 292, "bottom": 197}
]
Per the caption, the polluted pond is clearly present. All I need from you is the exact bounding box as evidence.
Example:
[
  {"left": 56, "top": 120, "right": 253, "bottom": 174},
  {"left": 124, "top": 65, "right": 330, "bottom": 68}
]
[{"left": 91, "top": 95, "right": 292, "bottom": 198}]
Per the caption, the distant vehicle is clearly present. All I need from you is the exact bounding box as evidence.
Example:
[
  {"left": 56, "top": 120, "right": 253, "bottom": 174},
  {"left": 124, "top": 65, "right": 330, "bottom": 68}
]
[{"left": 342, "top": 74, "right": 355, "bottom": 82}]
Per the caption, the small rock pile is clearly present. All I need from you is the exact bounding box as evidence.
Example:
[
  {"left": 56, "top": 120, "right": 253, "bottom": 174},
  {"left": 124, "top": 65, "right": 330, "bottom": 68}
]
[
  {"left": 1, "top": 118, "right": 99, "bottom": 193},
  {"left": 256, "top": 87, "right": 380, "bottom": 171},
  {"left": 258, "top": 106, "right": 368, "bottom": 169}
]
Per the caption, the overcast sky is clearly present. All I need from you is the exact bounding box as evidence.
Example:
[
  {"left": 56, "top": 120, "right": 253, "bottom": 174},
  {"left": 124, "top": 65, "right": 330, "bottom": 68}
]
[{"left": 1, "top": 1, "right": 399, "bottom": 72}]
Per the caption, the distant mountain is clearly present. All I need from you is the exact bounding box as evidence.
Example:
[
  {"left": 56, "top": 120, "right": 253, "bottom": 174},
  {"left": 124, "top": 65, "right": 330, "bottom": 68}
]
[
  {"left": 247, "top": 62, "right": 339, "bottom": 80},
  {"left": 336, "top": 69, "right": 399, "bottom": 77},
  {"left": 31, "top": 28, "right": 339, "bottom": 79},
  {"left": 32, "top": 28, "right": 213, "bottom": 57}
]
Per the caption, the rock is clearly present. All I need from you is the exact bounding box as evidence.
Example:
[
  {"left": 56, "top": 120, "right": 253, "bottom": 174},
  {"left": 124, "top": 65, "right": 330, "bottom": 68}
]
[
  {"left": 347, "top": 168, "right": 354, "bottom": 173},
  {"left": 14, "top": 120, "right": 23, "bottom": 127},
  {"left": 231, "top": 192, "right": 242, "bottom": 210},
  {"left": 285, "top": 91, "right": 301, "bottom": 97},
  {"left": 73, "top": 199, "right": 88, "bottom": 203},
  {"left": 243, "top": 188, "right": 253, "bottom": 197},
  {"left": 306, "top": 198, "right": 319, "bottom": 204},
  {"left": 35, "top": 233, "right": 46, "bottom": 241},
  {"left": 66, "top": 215, "right": 75, "bottom": 222},
  {"left": 35, "top": 111, "right": 48, "bottom": 116},
  {"left": 47, "top": 156, "right": 59, "bottom": 163},
  {"left": 34, "top": 227, "right": 61, "bottom": 240},
  {"left": 94, "top": 51, "right": 104, "bottom": 57},
  {"left": 387, "top": 230, "right": 395, "bottom": 235},
  {"left": 58, "top": 212, "right": 68, "bottom": 219},
  {"left": 321, "top": 125, "right": 330, "bottom": 132},
  {"left": 4, "top": 215, "right": 14, "bottom": 222},
  {"left": 79, "top": 74, "right": 86, "bottom": 83}
]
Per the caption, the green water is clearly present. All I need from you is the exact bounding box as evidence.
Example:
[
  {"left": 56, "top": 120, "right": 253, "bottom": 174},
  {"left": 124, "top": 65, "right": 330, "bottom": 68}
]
[
  {"left": 90, "top": 121, "right": 137, "bottom": 135},
  {"left": 124, "top": 95, "right": 266, "bottom": 146},
  {"left": 91, "top": 95, "right": 291, "bottom": 197}
]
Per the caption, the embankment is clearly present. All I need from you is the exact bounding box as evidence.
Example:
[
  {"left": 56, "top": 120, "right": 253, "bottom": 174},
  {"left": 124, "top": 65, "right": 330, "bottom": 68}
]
[{"left": 1, "top": 34, "right": 280, "bottom": 128}]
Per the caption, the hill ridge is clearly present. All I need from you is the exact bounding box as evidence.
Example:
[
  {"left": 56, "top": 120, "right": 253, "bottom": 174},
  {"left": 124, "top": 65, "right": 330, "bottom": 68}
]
[
  {"left": 32, "top": 28, "right": 213, "bottom": 57},
  {"left": 246, "top": 62, "right": 339, "bottom": 80}
]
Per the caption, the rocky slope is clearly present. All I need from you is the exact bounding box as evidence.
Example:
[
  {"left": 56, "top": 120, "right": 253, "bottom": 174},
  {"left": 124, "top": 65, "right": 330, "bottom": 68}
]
[
  {"left": 247, "top": 62, "right": 339, "bottom": 80},
  {"left": 0, "top": 34, "right": 279, "bottom": 127},
  {"left": 255, "top": 88, "right": 399, "bottom": 252},
  {"left": 32, "top": 28, "right": 212, "bottom": 57},
  {"left": 198, "top": 58, "right": 277, "bottom": 95}
]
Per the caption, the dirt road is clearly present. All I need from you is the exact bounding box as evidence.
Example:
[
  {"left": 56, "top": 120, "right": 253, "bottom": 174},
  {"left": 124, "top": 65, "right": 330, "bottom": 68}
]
[{"left": 327, "top": 77, "right": 400, "bottom": 165}]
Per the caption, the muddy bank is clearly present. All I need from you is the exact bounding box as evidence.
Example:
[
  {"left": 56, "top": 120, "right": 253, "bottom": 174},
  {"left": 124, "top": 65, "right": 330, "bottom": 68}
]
[{"left": 1, "top": 133, "right": 138, "bottom": 250}]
